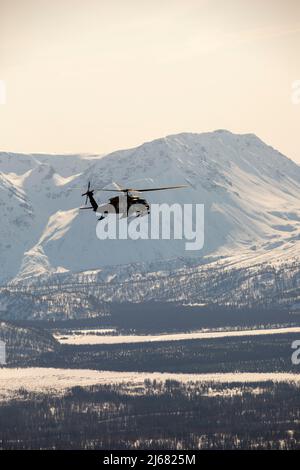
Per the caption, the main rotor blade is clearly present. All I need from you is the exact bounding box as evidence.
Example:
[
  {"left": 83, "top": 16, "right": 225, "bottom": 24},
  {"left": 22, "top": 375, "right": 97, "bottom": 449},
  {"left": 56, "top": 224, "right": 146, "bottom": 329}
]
[
  {"left": 94, "top": 185, "right": 188, "bottom": 193},
  {"left": 95, "top": 188, "right": 124, "bottom": 192},
  {"left": 129, "top": 185, "right": 189, "bottom": 192}
]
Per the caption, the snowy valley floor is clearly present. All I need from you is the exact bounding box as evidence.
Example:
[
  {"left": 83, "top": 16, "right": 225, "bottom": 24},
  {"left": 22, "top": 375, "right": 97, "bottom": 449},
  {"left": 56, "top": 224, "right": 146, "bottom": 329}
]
[{"left": 1, "top": 315, "right": 300, "bottom": 449}]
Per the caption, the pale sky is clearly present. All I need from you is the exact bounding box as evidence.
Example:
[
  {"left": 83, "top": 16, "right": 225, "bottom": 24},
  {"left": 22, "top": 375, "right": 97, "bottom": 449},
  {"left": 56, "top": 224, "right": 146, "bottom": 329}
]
[{"left": 0, "top": 0, "right": 299, "bottom": 162}]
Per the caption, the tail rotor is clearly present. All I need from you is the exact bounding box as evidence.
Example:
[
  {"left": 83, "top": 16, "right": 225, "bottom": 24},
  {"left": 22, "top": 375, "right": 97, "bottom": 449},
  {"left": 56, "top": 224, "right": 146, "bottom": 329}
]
[
  {"left": 80, "top": 181, "right": 98, "bottom": 212},
  {"left": 82, "top": 181, "right": 91, "bottom": 205},
  {"left": 80, "top": 181, "right": 94, "bottom": 210}
]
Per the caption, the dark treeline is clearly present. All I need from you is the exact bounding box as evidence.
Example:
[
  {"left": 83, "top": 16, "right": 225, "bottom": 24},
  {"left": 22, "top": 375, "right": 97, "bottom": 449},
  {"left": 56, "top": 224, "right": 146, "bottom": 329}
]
[
  {"left": 109, "top": 303, "right": 299, "bottom": 333},
  {"left": 0, "top": 381, "right": 300, "bottom": 450},
  {"left": 0, "top": 321, "right": 59, "bottom": 366},
  {"left": 13, "top": 302, "right": 299, "bottom": 333},
  {"left": 35, "top": 333, "right": 300, "bottom": 373}
]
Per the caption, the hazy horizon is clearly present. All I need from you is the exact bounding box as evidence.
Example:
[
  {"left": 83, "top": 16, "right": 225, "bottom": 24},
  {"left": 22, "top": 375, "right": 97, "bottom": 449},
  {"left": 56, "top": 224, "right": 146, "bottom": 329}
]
[{"left": 1, "top": 0, "right": 299, "bottom": 162}]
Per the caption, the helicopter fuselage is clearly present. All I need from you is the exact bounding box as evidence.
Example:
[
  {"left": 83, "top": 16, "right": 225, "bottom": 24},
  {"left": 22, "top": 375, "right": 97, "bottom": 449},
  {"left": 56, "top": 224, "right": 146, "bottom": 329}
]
[{"left": 97, "top": 194, "right": 150, "bottom": 219}]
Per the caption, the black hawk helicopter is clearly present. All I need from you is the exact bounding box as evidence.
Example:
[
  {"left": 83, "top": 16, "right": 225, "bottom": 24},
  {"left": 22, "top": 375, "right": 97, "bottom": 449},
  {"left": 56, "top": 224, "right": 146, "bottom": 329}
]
[{"left": 81, "top": 182, "right": 187, "bottom": 220}]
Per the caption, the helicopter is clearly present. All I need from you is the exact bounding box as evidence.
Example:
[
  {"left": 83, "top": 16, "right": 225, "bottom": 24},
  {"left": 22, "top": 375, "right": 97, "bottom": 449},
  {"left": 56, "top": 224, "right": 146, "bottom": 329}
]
[{"left": 81, "top": 182, "right": 187, "bottom": 220}]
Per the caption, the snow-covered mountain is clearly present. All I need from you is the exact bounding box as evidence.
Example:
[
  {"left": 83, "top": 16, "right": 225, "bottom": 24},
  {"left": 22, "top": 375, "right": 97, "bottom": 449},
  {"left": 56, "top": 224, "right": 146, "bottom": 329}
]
[{"left": 0, "top": 130, "right": 299, "bottom": 295}]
